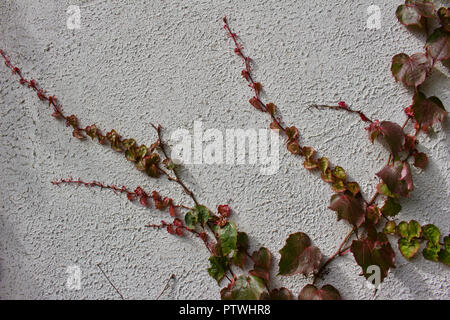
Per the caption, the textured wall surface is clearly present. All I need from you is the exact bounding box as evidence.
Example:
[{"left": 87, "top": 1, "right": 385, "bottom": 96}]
[{"left": 0, "top": 0, "right": 449, "bottom": 300}]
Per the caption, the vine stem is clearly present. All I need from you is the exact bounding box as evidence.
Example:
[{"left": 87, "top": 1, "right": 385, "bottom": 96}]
[
  {"left": 156, "top": 274, "right": 175, "bottom": 300},
  {"left": 313, "top": 227, "right": 355, "bottom": 284},
  {"left": 97, "top": 263, "right": 125, "bottom": 300},
  {"left": 151, "top": 124, "right": 200, "bottom": 206}
]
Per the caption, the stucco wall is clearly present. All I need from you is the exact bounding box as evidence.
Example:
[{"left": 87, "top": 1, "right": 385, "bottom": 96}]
[{"left": 0, "top": 0, "right": 448, "bottom": 300}]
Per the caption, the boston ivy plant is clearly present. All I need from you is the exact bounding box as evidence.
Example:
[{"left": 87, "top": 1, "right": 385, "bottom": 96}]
[{"left": 0, "top": 2, "right": 448, "bottom": 299}]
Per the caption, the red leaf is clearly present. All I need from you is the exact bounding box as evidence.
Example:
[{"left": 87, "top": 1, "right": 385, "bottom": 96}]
[
  {"left": 329, "top": 194, "right": 366, "bottom": 227},
  {"left": 298, "top": 284, "right": 341, "bottom": 300},
  {"left": 410, "top": 92, "right": 447, "bottom": 132},
  {"left": 218, "top": 205, "right": 231, "bottom": 217}
]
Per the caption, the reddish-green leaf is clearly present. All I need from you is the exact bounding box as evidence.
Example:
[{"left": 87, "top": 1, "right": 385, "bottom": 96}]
[
  {"left": 232, "top": 232, "right": 248, "bottom": 268},
  {"left": 298, "top": 284, "right": 341, "bottom": 300},
  {"left": 383, "top": 221, "right": 397, "bottom": 235},
  {"left": 329, "top": 194, "right": 366, "bottom": 227},
  {"left": 268, "top": 288, "right": 293, "bottom": 300},
  {"left": 278, "top": 232, "right": 322, "bottom": 276},
  {"left": 396, "top": 1, "right": 436, "bottom": 27},
  {"left": 231, "top": 275, "right": 268, "bottom": 300},
  {"left": 411, "top": 92, "right": 447, "bottom": 132},
  {"left": 438, "top": 7, "right": 450, "bottom": 32},
  {"left": 425, "top": 28, "right": 450, "bottom": 62},
  {"left": 351, "top": 232, "right": 395, "bottom": 282},
  {"left": 376, "top": 162, "right": 413, "bottom": 198},
  {"left": 208, "top": 255, "right": 229, "bottom": 284},
  {"left": 413, "top": 152, "right": 428, "bottom": 169},
  {"left": 250, "top": 247, "right": 272, "bottom": 284},
  {"left": 391, "top": 53, "right": 431, "bottom": 87}
]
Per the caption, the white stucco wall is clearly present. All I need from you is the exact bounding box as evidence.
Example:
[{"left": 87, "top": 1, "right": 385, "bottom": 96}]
[{"left": 0, "top": 0, "right": 448, "bottom": 300}]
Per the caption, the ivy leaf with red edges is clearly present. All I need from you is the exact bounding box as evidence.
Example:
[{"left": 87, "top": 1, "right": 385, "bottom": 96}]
[
  {"left": 397, "top": 220, "right": 421, "bottom": 259},
  {"left": 438, "top": 7, "right": 450, "bottom": 32},
  {"left": 298, "top": 284, "right": 341, "bottom": 300},
  {"left": 318, "top": 157, "right": 329, "bottom": 174},
  {"left": 346, "top": 182, "right": 360, "bottom": 196},
  {"left": 381, "top": 121, "right": 406, "bottom": 156},
  {"left": 425, "top": 28, "right": 450, "bottom": 62},
  {"left": 413, "top": 152, "right": 428, "bottom": 169},
  {"left": 391, "top": 53, "right": 432, "bottom": 87},
  {"left": 396, "top": 0, "right": 436, "bottom": 28},
  {"left": 410, "top": 92, "right": 447, "bottom": 132},
  {"left": 278, "top": 233, "right": 322, "bottom": 276},
  {"left": 287, "top": 141, "right": 301, "bottom": 155},
  {"left": 232, "top": 232, "right": 248, "bottom": 268},
  {"left": 227, "top": 275, "right": 268, "bottom": 300},
  {"left": 329, "top": 194, "right": 366, "bottom": 227},
  {"left": 285, "top": 126, "right": 299, "bottom": 142},
  {"left": 331, "top": 180, "right": 346, "bottom": 193},
  {"left": 267, "top": 288, "right": 293, "bottom": 300},
  {"left": 213, "top": 222, "right": 238, "bottom": 256},
  {"left": 384, "top": 221, "right": 397, "bottom": 235},
  {"left": 376, "top": 162, "right": 413, "bottom": 198},
  {"left": 85, "top": 124, "right": 98, "bottom": 140},
  {"left": 208, "top": 255, "right": 229, "bottom": 284},
  {"left": 351, "top": 232, "right": 395, "bottom": 283},
  {"left": 332, "top": 166, "right": 346, "bottom": 180},
  {"left": 249, "top": 247, "right": 272, "bottom": 284}
]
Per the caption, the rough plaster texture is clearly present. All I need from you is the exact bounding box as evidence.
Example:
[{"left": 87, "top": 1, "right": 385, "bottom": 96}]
[{"left": 0, "top": 0, "right": 449, "bottom": 300}]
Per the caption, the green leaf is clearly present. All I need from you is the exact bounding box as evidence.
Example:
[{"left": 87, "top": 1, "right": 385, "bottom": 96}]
[
  {"left": 231, "top": 275, "right": 268, "bottom": 300},
  {"left": 423, "top": 241, "right": 440, "bottom": 262},
  {"left": 184, "top": 210, "right": 198, "bottom": 230},
  {"left": 321, "top": 168, "right": 334, "bottom": 183},
  {"left": 278, "top": 232, "right": 322, "bottom": 276},
  {"left": 194, "top": 205, "right": 210, "bottom": 226},
  {"left": 215, "top": 222, "right": 237, "bottom": 256},
  {"left": 232, "top": 232, "right": 249, "bottom": 268},
  {"left": 383, "top": 221, "right": 397, "bottom": 235},
  {"left": 298, "top": 284, "right": 341, "bottom": 300},
  {"left": 208, "top": 255, "right": 229, "bottom": 284},
  {"left": 381, "top": 198, "right": 402, "bottom": 217},
  {"left": 425, "top": 28, "right": 450, "bottom": 62},
  {"left": 398, "top": 238, "right": 421, "bottom": 260},
  {"left": 411, "top": 92, "right": 448, "bottom": 133},
  {"left": 422, "top": 224, "right": 440, "bottom": 244},
  {"left": 346, "top": 182, "right": 360, "bottom": 196},
  {"left": 329, "top": 194, "right": 366, "bottom": 227},
  {"left": 438, "top": 242, "right": 450, "bottom": 266},
  {"left": 331, "top": 180, "right": 346, "bottom": 193},
  {"left": 332, "top": 166, "right": 346, "bottom": 180},
  {"left": 391, "top": 53, "right": 431, "bottom": 87},
  {"left": 397, "top": 220, "right": 421, "bottom": 240},
  {"left": 318, "top": 157, "right": 329, "bottom": 173}
]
